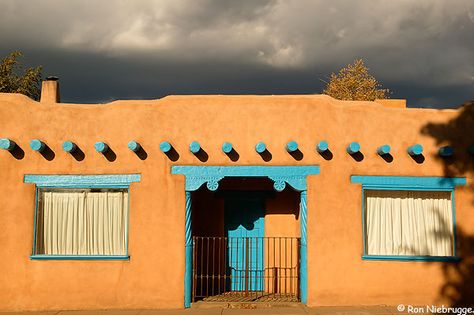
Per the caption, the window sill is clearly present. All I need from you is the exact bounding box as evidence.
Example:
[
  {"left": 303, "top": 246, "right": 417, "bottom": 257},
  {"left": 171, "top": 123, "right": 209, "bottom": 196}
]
[
  {"left": 30, "top": 255, "right": 130, "bottom": 261},
  {"left": 362, "top": 255, "right": 460, "bottom": 262}
]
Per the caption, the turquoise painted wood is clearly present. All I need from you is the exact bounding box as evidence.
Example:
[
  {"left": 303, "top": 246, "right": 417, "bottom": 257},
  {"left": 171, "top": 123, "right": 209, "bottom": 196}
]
[
  {"left": 300, "top": 191, "right": 307, "bottom": 304},
  {"left": 439, "top": 146, "right": 454, "bottom": 157},
  {"left": 62, "top": 141, "right": 77, "bottom": 153},
  {"left": 0, "top": 138, "right": 16, "bottom": 150},
  {"left": 128, "top": 140, "right": 141, "bottom": 152},
  {"left": 347, "top": 142, "right": 360, "bottom": 154},
  {"left": 160, "top": 141, "right": 172, "bottom": 153},
  {"left": 30, "top": 255, "right": 129, "bottom": 260},
  {"left": 286, "top": 141, "right": 298, "bottom": 152},
  {"left": 255, "top": 142, "right": 266, "bottom": 153},
  {"left": 377, "top": 145, "right": 390, "bottom": 155},
  {"left": 189, "top": 141, "right": 201, "bottom": 153},
  {"left": 94, "top": 141, "right": 108, "bottom": 153},
  {"left": 172, "top": 165, "right": 320, "bottom": 192},
  {"left": 30, "top": 139, "right": 45, "bottom": 152},
  {"left": 184, "top": 191, "right": 192, "bottom": 308},
  {"left": 362, "top": 255, "right": 460, "bottom": 262},
  {"left": 24, "top": 174, "right": 141, "bottom": 188},
  {"left": 222, "top": 142, "right": 233, "bottom": 153},
  {"left": 407, "top": 144, "right": 423, "bottom": 155},
  {"left": 316, "top": 140, "right": 328, "bottom": 153},
  {"left": 351, "top": 175, "right": 466, "bottom": 191},
  {"left": 225, "top": 197, "right": 264, "bottom": 292}
]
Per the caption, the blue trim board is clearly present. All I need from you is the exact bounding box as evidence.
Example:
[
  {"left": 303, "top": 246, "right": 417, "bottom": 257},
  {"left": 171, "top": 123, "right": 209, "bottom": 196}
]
[
  {"left": 184, "top": 191, "right": 192, "bottom": 308},
  {"left": 172, "top": 165, "right": 320, "bottom": 177},
  {"left": 32, "top": 187, "right": 39, "bottom": 256},
  {"left": 299, "top": 190, "right": 308, "bottom": 304},
  {"left": 30, "top": 255, "right": 130, "bottom": 261},
  {"left": 362, "top": 255, "right": 460, "bottom": 262},
  {"left": 451, "top": 191, "right": 458, "bottom": 257},
  {"left": 351, "top": 175, "right": 466, "bottom": 191},
  {"left": 172, "top": 165, "right": 320, "bottom": 191},
  {"left": 126, "top": 187, "right": 131, "bottom": 257},
  {"left": 24, "top": 174, "right": 141, "bottom": 188},
  {"left": 361, "top": 189, "right": 366, "bottom": 256}
]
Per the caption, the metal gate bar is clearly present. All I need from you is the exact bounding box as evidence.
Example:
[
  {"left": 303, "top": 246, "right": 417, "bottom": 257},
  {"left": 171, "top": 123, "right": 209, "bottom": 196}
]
[{"left": 192, "top": 236, "right": 300, "bottom": 302}]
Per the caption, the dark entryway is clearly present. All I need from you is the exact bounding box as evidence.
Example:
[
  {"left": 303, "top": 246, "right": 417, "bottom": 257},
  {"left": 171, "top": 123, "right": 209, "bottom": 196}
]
[{"left": 191, "top": 178, "right": 300, "bottom": 302}]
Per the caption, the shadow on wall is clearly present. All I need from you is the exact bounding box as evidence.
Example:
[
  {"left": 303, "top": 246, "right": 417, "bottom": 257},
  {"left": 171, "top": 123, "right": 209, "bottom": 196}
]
[
  {"left": 421, "top": 100, "right": 474, "bottom": 307},
  {"left": 439, "top": 227, "right": 474, "bottom": 307},
  {"left": 421, "top": 100, "right": 474, "bottom": 193}
]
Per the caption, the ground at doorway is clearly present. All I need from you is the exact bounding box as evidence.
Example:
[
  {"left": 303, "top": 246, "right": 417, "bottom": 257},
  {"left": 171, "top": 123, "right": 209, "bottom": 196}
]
[{"left": 0, "top": 305, "right": 411, "bottom": 315}]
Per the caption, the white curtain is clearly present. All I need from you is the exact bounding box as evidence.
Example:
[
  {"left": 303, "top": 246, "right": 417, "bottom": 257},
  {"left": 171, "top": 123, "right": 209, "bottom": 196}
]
[
  {"left": 41, "top": 191, "right": 129, "bottom": 255},
  {"left": 365, "top": 190, "right": 453, "bottom": 256}
]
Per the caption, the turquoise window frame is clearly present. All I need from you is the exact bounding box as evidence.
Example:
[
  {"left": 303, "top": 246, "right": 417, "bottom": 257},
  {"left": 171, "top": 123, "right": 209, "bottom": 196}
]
[
  {"left": 25, "top": 174, "right": 141, "bottom": 261},
  {"left": 351, "top": 175, "right": 466, "bottom": 262}
]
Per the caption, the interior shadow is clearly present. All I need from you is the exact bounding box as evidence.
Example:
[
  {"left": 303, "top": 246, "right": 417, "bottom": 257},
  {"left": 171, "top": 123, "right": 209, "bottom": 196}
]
[
  {"left": 226, "top": 148, "right": 240, "bottom": 162},
  {"left": 102, "top": 147, "right": 117, "bottom": 162},
  {"left": 70, "top": 146, "right": 85, "bottom": 161},
  {"left": 165, "top": 147, "right": 180, "bottom": 162},
  {"left": 319, "top": 149, "right": 333, "bottom": 160},
  {"left": 350, "top": 151, "right": 364, "bottom": 162},
  {"left": 134, "top": 146, "right": 148, "bottom": 160},
  {"left": 411, "top": 154, "right": 425, "bottom": 164},
  {"left": 39, "top": 145, "right": 55, "bottom": 161},
  {"left": 289, "top": 149, "right": 303, "bottom": 161},
  {"left": 195, "top": 149, "right": 209, "bottom": 162},
  {"left": 259, "top": 149, "right": 272, "bottom": 162},
  {"left": 381, "top": 153, "right": 394, "bottom": 163},
  {"left": 9, "top": 145, "right": 25, "bottom": 160}
]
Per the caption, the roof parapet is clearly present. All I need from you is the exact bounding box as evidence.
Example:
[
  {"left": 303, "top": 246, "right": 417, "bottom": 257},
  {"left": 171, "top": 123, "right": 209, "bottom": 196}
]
[{"left": 375, "top": 99, "right": 406, "bottom": 108}]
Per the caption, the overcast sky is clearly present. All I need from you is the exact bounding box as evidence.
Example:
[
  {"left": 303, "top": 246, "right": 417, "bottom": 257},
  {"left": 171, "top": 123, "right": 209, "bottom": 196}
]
[{"left": 1, "top": 0, "right": 472, "bottom": 108}]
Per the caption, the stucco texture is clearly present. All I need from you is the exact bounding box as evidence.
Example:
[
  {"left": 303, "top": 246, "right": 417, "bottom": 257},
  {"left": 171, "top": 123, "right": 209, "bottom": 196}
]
[{"left": 0, "top": 92, "right": 472, "bottom": 311}]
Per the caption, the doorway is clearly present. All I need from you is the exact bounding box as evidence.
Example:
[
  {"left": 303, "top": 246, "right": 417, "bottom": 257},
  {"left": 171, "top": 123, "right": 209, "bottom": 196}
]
[
  {"left": 191, "top": 178, "right": 300, "bottom": 302},
  {"left": 171, "top": 165, "right": 319, "bottom": 307}
]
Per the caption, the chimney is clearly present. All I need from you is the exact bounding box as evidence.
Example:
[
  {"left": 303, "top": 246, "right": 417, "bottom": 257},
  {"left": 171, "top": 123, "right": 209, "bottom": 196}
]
[{"left": 40, "top": 76, "right": 60, "bottom": 103}]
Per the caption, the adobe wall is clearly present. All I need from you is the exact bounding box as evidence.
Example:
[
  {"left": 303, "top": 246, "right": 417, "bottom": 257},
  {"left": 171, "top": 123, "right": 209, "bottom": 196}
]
[{"left": 0, "top": 93, "right": 472, "bottom": 310}]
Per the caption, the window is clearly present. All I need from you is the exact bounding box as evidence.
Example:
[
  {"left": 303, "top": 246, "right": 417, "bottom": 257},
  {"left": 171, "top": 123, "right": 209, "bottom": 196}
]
[
  {"left": 364, "top": 190, "right": 453, "bottom": 257},
  {"left": 24, "top": 174, "right": 140, "bottom": 260},
  {"left": 34, "top": 189, "right": 129, "bottom": 256},
  {"left": 351, "top": 176, "right": 466, "bottom": 261}
]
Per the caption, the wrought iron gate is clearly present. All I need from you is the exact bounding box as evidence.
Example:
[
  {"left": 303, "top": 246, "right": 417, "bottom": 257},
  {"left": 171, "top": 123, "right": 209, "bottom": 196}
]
[{"left": 193, "top": 236, "right": 300, "bottom": 302}]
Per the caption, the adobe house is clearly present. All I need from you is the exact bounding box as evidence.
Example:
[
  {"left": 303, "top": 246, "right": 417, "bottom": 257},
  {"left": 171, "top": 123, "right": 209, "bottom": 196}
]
[{"left": 0, "top": 79, "right": 472, "bottom": 311}]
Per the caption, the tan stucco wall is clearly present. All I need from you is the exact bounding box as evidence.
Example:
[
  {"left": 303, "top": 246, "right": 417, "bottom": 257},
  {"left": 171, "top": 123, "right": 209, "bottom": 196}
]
[{"left": 0, "top": 93, "right": 472, "bottom": 311}]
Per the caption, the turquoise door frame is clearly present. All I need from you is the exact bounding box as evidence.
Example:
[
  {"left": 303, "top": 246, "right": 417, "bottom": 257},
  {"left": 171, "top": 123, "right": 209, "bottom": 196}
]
[{"left": 171, "top": 165, "right": 320, "bottom": 308}]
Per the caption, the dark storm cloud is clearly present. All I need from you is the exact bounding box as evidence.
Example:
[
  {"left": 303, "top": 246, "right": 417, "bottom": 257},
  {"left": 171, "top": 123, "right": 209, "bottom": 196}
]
[{"left": 0, "top": 0, "right": 472, "bottom": 107}]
